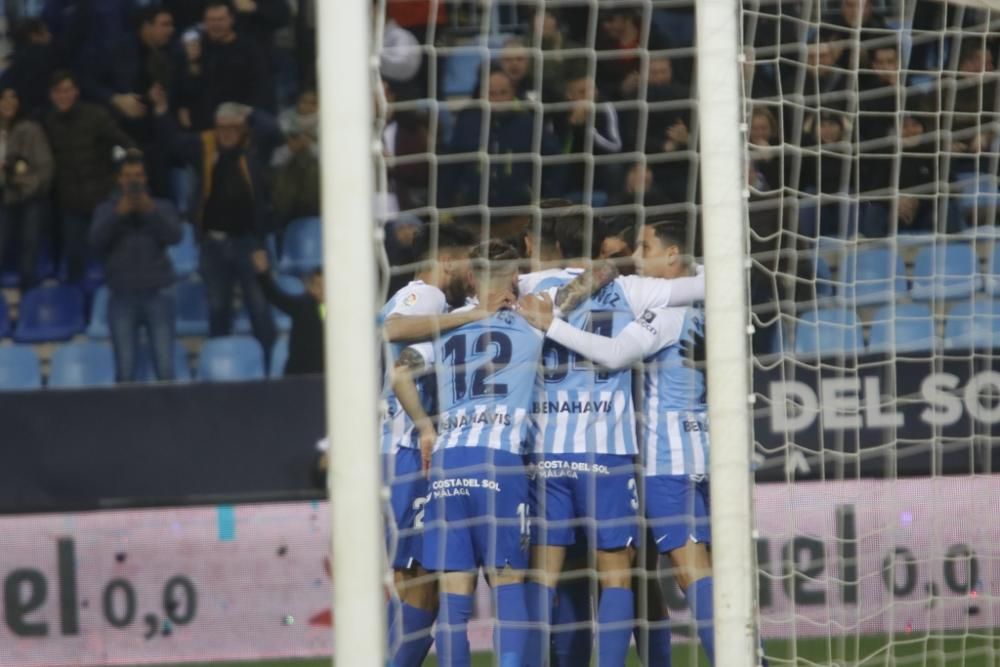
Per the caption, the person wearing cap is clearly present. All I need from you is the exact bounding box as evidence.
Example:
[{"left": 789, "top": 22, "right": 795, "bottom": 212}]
[{"left": 150, "top": 85, "right": 281, "bottom": 357}]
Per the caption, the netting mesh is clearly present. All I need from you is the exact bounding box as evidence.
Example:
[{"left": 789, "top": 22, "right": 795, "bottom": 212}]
[{"left": 374, "top": 0, "right": 1000, "bottom": 664}]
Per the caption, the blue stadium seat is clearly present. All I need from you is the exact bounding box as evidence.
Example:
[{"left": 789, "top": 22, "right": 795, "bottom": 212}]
[
  {"left": 987, "top": 243, "right": 1000, "bottom": 295},
  {"left": 868, "top": 303, "right": 936, "bottom": 353},
  {"left": 167, "top": 223, "right": 199, "bottom": 278},
  {"left": 0, "top": 242, "right": 56, "bottom": 288},
  {"left": 198, "top": 336, "right": 265, "bottom": 382},
  {"left": 794, "top": 307, "right": 863, "bottom": 357},
  {"left": 49, "top": 341, "right": 115, "bottom": 388},
  {"left": 279, "top": 216, "right": 322, "bottom": 274},
  {"left": 911, "top": 242, "right": 981, "bottom": 301},
  {"left": 270, "top": 336, "right": 289, "bottom": 378},
  {"left": 175, "top": 280, "right": 209, "bottom": 336},
  {"left": 0, "top": 345, "right": 42, "bottom": 390},
  {"left": 13, "top": 285, "right": 86, "bottom": 343},
  {"left": 87, "top": 286, "right": 110, "bottom": 339},
  {"left": 944, "top": 299, "right": 1000, "bottom": 350},
  {"left": 135, "top": 340, "right": 192, "bottom": 382},
  {"left": 838, "top": 245, "right": 908, "bottom": 306}
]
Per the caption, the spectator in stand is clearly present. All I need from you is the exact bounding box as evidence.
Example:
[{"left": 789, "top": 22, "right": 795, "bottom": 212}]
[
  {"left": 380, "top": 7, "right": 422, "bottom": 97},
  {"left": 1, "top": 18, "right": 62, "bottom": 117},
  {"left": 609, "top": 163, "right": 669, "bottom": 207},
  {"left": 498, "top": 37, "right": 533, "bottom": 100},
  {"left": 163, "top": 0, "right": 290, "bottom": 73},
  {"left": 46, "top": 70, "right": 133, "bottom": 284},
  {"left": 858, "top": 44, "right": 902, "bottom": 193},
  {"left": 596, "top": 7, "right": 677, "bottom": 100},
  {"left": 176, "top": 0, "right": 268, "bottom": 131},
  {"left": 442, "top": 70, "right": 563, "bottom": 208},
  {"left": 251, "top": 248, "right": 324, "bottom": 376},
  {"left": 950, "top": 41, "right": 998, "bottom": 114},
  {"left": 150, "top": 85, "right": 280, "bottom": 356},
  {"left": 828, "top": 0, "right": 889, "bottom": 69},
  {"left": 799, "top": 28, "right": 850, "bottom": 112},
  {"left": 278, "top": 88, "right": 317, "bottom": 145},
  {"left": 272, "top": 112, "right": 319, "bottom": 228},
  {"left": 619, "top": 55, "right": 687, "bottom": 152},
  {"left": 84, "top": 7, "right": 175, "bottom": 134},
  {"left": 531, "top": 8, "right": 584, "bottom": 103},
  {"left": 90, "top": 149, "right": 182, "bottom": 383},
  {"left": 748, "top": 106, "right": 781, "bottom": 191},
  {"left": 0, "top": 85, "right": 53, "bottom": 291},
  {"left": 550, "top": 68, "right": 622, "bottom": 202},
  {"left": 381, "top": 80, "right": 429, "bottom": 211},
  {"left": 84, "top": 6, "right": 176, "bottom": 196}
]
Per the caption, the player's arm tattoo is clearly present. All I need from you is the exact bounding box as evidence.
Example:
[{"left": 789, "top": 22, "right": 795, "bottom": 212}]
[
  {"left": 395, "top": 346, "right": 426, "bottom": 373},
  {"left": 391, "top": 348, "right": 434, "bottom": 432},
  {"left": 555, "top": 260, "right": 620, "bottom": 313}
]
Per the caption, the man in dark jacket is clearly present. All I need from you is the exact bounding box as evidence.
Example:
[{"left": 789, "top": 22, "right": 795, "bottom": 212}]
[
  {"left": 176, "top": 0, "right": 270, "bottom": 130},
  {"left": 83, "top": 6, "right": 176, "bottom": 194},
  {"left": 442, "top": 70, "right": 564, "bottom": 208},
  {"left": 45, "top": 69, "right": 133, "bottom": 283},
  {"left": 151, "top": 85, "right": 279, "bottom": 357},
  {"left": 251, "top": 249, "right": 323, "bottom": 376},
  {"left": 90, "top": 150, "right": 182, "bottom": 382}
]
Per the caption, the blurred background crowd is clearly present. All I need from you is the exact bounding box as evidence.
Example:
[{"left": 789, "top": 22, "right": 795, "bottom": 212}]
[{"left": 0, "top": 0, "right": 997, "bottom": 386}]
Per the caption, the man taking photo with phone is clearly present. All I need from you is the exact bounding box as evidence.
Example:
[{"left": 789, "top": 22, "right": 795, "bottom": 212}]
[{"left": 90, "top": 149, "right": 183, "bottom": 383}]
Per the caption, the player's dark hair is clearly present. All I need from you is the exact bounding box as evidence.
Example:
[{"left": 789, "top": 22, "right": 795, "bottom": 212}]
[
  {"left": 471, "top": 239, "right": 520, "bottom": 263},
  {"left": 648, "top": 220, "right": 689, "bottom": 253},
  {"left": 553, "top": 209, "right": 590, "bottom": 260},
  {"left": 416, "top": 223, "right": 477, "bottom": 259},
  {"left": 600, "top": 214, "right": 638, "bottom": 253},
  {"left": 522, "top": 199, "right": 575, "bottom": 252}
]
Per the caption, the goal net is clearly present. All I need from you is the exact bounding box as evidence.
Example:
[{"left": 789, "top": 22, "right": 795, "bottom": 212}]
[{"left": 369, "top": 0, "right": 1000, "bottom": 664}]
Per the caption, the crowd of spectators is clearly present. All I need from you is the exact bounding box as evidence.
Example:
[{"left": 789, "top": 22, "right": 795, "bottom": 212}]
[
  {"left": 1, "top": 0, "right": 999, "bottom": 382},
  {"left": 0, "top": 0, "right": 320, "bottom": 381},
  {"left": 376, "top": 0, "right": 1000, "bottom": 244}
]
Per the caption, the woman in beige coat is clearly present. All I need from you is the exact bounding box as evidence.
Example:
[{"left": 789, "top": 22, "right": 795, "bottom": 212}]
[{"left": 0, "top": 85, "right": 54, "bottom": 290}]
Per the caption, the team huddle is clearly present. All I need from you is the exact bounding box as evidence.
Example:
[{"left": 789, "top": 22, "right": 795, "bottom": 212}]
[{"left": 379, "top": 208, "right": 728, "bottom": 667}]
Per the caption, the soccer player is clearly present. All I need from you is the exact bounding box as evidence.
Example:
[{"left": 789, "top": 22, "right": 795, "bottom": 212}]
[
  {"left": 521, "top": 212, "right": 705, "bottom": 667},
  {"left": 392, "top": 240, "right": 542, "bottom": 667},
  {"left": 520, "top": 221, "right": 723, "bottom": 666},
  {"left": 380, "top": 223, "right": 485, "bottom": 667}
]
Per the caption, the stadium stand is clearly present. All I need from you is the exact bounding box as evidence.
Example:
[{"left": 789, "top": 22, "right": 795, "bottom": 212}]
[{"left": 198, "top": 335, "right": 266, "bottom": 382}]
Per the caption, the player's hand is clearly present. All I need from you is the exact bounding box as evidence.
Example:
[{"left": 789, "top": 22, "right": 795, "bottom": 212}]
[
  {"left": 250, "top": 249, "right": 270, "bottom": 274},
  {"left": 418, "top": 423, "right": 436, "bottom": 476},
  {"left": 517, "top": 293, "right": 555, "bottom": 331}
]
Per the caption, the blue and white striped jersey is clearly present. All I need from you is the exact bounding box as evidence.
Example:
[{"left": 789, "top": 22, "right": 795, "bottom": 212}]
[
  {"left": 543, "top": 305, "right": 709, "bottom": 475},
  {"left": 421, "top": 309, "right": 544, "bottom": 454},
  {"left": 639, "top": 306, "right": 708, "bottom": 476},
  {"left": 379, "top": 281, "right": 448, "bottom": 453},
  {"left": 530, "top": 269, "right": 639, "bottom": 456}
]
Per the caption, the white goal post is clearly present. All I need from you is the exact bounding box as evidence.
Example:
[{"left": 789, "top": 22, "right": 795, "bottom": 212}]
[
  {"left": 318, "top": 0, "right": 384, "bottom": 665},
  {"left": 695, "top": 0, "right": 759, "bottom": 665}
]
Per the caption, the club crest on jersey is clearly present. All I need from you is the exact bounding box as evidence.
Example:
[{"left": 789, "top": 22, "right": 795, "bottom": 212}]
[
  {"left": 639, "top": 309, "right": 658, "bottom": 334},
  {"left": 403, "top": 292, "right": 418, "bottom": 307}
]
